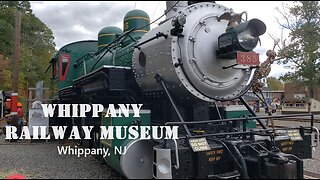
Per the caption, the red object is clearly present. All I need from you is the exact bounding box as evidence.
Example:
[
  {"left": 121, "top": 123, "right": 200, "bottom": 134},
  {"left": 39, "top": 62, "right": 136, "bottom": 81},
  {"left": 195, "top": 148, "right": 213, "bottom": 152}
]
[
  {"left": 11, "top": 93, "right": 18, "bottom": 115},
  {"left": 6, "top": 174, "right": 26, "bottom": 179},
  {"left": 236, "top": 51, "right": 260, "bottom": 65},
  {"left": 17, "top": 107, "right": 23, "bottom": 117},
  {"left": 59, "top": 53, "right": 71, "bottom": 81}
]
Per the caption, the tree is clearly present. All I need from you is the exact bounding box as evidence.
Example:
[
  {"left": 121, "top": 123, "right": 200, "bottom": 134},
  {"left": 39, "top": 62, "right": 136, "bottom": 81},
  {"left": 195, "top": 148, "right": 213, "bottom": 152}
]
[
  {"left": 0, "top": 7, "right": 15, "bottom": 57},
  {"left": 0, "top": 1, "right": 32, "bottom": 14},
  {"left": 275, "top": 1, "right": 320, "bottom": 98},
  {"left": 267, "top": 77, "right": 284, "bottom": 90},
  {"left": 0, "top": 54, "right": 12, "bottom": 90},
  {"left": 0, "top": 1, "right": 55, "bottom": 97}
]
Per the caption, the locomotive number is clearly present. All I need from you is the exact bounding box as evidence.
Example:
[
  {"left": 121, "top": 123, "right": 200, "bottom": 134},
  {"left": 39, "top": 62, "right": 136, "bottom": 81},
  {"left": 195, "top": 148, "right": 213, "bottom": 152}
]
[
  {"left": 236, "top": 52, "right": 260, "bottom": 65},
  {"left": 125, "top": 22, "right": 129, "bottom": 31}
]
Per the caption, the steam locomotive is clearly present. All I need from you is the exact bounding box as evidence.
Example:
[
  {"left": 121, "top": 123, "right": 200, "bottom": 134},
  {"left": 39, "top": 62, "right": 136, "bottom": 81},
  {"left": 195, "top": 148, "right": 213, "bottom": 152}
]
[{"left": 47, "top": 1, "right": 317, "bottom": 179}]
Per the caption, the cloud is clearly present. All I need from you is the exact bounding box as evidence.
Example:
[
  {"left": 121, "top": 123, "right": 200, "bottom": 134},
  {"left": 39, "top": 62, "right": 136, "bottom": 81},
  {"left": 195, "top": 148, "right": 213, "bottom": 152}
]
[
  {"left": 269, "top": 64, "right": 293, "bottom": 78},
  {"left": 30, "top": 1, "right": 294, "bottom": 78},
  {"left": 30, "top": 1, "right": 168, "bottom": 49},
  {"left": 30, "top": 1, "right": 135, "bottom": 49}
]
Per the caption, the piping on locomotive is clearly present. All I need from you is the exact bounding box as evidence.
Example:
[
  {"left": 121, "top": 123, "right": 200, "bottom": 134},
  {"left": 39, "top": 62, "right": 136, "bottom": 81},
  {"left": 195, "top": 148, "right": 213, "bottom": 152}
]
[{"left": 46, "top": 1, "right": 319, "bottom": 179}]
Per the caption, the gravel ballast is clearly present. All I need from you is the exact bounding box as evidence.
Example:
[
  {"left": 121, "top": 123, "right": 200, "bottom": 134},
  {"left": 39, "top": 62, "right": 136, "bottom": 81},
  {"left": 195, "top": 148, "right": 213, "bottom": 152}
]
[{"left": 0, "top": 136, "right": 122, "bottom": 179}]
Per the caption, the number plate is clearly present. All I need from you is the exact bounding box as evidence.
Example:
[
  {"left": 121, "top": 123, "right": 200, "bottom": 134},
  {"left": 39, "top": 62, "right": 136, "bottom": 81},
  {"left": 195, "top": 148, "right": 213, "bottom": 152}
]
[{"left": 236, "top": 52, "right": 260, "bottom": 65}]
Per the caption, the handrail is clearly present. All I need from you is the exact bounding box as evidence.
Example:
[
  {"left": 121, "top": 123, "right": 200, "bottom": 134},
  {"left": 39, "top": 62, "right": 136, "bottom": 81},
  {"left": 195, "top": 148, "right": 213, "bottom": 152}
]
[
  {"left": 165, "top": 113, "right": 314, "bottom": 126},
  {"left": 90, "top": 28, "right": 136, "bottom": 72},
  {"left": 172, "top": 126, "right": 314, "bottom": 140}
]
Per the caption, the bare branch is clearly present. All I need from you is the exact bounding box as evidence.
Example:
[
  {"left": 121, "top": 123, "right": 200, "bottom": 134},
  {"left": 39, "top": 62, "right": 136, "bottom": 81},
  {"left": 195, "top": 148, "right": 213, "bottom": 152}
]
[{"left": 275, "top": 3, "right": 292, "bottom": 30}]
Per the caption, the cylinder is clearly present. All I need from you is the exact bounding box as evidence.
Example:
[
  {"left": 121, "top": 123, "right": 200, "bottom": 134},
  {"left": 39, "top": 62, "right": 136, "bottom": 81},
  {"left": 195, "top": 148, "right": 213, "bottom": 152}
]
[
  {"left": 98, "top": 26, "right": 123, "bottom": 50},
  {"left": 122, "top": 9, "right": 150, "bottom": 46}
]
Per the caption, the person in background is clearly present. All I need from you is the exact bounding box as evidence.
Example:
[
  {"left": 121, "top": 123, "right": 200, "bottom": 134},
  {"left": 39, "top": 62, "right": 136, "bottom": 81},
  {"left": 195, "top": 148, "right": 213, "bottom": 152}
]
[
  {"left": 17, "top": 103, "right": 23, "bottom": 117},
  {"left": 17, "top": 102, "right": 23, "bottom": 137},
  {"left": 270, "top": 101, "right": 277, "bottom": 114}
]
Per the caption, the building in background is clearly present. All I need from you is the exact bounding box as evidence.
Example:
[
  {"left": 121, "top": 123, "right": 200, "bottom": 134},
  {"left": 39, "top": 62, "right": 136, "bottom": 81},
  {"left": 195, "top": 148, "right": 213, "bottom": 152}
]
[
  {"left": 282, "top": 82, "right": 320, "bottom": 114},
  {"left": 222, "top": 78, "right": 284, "bottom": 113}
]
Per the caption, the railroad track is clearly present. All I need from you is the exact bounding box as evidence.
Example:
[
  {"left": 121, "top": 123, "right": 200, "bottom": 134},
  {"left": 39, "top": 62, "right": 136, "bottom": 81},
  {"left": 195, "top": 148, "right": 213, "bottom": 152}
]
[
  {"left": 255, "top": 112, "right": 320, "bottom": 123},
  {"left": 273, "top": 118, "right": 320, "bottom": 123},
  {"left": 304, "top": 170, "right": 320, "bottom": 179}
]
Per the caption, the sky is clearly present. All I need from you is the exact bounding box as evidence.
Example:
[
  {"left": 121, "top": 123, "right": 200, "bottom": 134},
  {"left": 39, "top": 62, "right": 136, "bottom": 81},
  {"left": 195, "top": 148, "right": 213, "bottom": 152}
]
[{"left": 29, "top": 1, "right": 296, "bottom": 78}]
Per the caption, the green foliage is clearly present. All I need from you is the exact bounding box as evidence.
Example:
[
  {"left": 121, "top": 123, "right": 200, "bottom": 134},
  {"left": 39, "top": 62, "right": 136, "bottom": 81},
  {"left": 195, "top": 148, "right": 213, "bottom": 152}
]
[
  {"left": 277, "top": 1, "right": 320, "bottom": 98},
  {"left": 0, "top": 1, "right": 55, "bottom": 96},
  {"left": 0, "top": 1, "right": 32, "bottom": 13},
  {"left": 267, "top": 77, "right": 284, "bottom": 90},
  {"left": 0, "top": 7, "right": 15, "bottom": 56},
  {"left": 0, "top": 54, "right": 12, "bottom": 89}
]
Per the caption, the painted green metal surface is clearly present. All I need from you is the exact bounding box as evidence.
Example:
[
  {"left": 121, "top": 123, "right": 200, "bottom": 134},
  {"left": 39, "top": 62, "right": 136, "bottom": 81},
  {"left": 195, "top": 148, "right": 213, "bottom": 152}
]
[
  {"left": 57, "top": 9, "right": 150, "bottom": 91},
  {"left": 80, "top": 44, "right": 135, "bottom": 75},
  {"left": 71, "top": 9, "right": 150, "bottom": 80},
  {"left": 98, "top": 26, "right": 122, "bottom": 50},
  {"left": 225, "top": 106, "right": 257, "bottom": 129},
  {"left": 122, "top": 9, "right": 150, "bottom": 46},
  {"left": 57, "top": 40, "right": 98, "bottom": 90}
]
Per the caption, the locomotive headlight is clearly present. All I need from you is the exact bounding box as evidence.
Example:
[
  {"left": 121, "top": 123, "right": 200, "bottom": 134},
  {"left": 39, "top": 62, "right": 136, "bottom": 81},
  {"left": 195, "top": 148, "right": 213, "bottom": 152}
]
[
  {"left": 217, "top": 18, "right": 266, "bottom": 59},
  {"left": 237, "top": 28, "right": 259, "bottom": 51}
]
